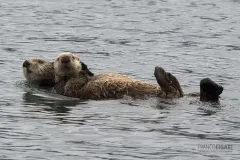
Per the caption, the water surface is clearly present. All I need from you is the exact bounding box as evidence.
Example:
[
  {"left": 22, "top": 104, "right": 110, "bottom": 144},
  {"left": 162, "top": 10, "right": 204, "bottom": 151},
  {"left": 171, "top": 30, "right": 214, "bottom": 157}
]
[{"left": 0, "top": 0, "right": 240, "bottom": 159}]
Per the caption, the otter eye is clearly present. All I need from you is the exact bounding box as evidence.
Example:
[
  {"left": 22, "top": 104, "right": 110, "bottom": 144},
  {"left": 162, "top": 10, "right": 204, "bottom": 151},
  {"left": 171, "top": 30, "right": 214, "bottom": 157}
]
[
  {"left": 72, "top": 56, "right": 75, "bottom": 59},
  {"left": 38, "top": 60, "right": 44, "bottom": 64}
]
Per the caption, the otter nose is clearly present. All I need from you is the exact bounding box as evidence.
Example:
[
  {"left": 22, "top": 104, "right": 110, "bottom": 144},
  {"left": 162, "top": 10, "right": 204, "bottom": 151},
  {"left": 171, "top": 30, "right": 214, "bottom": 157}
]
[
  {"left": 61, "top": 56, "right": 70, "bottom": 63},
  {"left": 23, "top": 60, "right": 30, "bottom": 68}
]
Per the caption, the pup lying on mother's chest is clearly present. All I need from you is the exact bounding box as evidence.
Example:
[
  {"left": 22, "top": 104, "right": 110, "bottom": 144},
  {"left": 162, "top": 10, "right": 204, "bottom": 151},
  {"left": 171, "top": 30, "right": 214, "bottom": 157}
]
[{"left": 22, "top": 56, "right": 94, "bottom": 87}]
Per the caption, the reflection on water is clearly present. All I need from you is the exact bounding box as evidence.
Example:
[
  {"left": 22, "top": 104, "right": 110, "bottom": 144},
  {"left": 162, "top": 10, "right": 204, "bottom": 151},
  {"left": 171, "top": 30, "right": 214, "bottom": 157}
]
[
  {"left": 22, "top": 92, "right": 80, "bottom": 113},
  {"left": 1, "top": 0, "right": 240, "bottom": 159},
  {"left": 22, "top": 91, "right": 82, "bottom": 106}
]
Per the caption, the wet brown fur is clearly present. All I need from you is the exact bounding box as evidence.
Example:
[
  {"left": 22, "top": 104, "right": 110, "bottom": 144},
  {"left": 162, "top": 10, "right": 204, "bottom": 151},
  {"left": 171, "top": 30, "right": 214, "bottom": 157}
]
[
  {"left": 22, "top": 53, "right": 222, "bottom": 102},
  {"left": 54, "top": 52, "right": 182, "bottom": 100},
  {"left": 22, "top": 58, "right": 54, "bottom": 86},
  {"left": 22, "top": 57, "right": 94, "bottom": 86}
]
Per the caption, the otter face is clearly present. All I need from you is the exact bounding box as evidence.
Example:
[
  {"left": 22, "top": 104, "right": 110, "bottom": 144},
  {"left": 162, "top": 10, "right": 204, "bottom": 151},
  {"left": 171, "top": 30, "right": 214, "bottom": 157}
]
[
  {"left": 22, "top": 58, "right": 54, "bottom": 85},
  {"left": 54, "top": 52, "right": 82, "bottom": 78},
  {"left": 200, "top": 78, "right": 223, "bottom": 102}
]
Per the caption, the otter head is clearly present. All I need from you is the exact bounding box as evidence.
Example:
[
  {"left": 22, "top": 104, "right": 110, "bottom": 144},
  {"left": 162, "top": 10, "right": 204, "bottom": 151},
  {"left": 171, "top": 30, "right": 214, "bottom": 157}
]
[
  {"left": 200, "top": 78, "right": 223, "bottom": 102},
  {"left": 54, "top": 52, "right": 82, "bottom": 81},
  {"left": 22, "top": 58, "right": 54, "bottom": 86}
]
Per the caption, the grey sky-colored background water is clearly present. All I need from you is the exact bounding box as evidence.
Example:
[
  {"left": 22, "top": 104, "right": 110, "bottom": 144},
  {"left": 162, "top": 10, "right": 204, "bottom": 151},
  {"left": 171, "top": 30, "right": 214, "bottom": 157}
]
[{"left": 0, "top": 0, "right": 240, "bottom": 159}]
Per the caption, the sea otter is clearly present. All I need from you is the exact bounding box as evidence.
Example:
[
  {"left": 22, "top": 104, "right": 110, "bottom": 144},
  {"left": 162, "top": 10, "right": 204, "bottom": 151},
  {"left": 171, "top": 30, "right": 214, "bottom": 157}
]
[
  {"left": 53, "top": 52, "right": 223, "bottom": 102},
  {"left": 23, "top": 58, "right": 55, "bottom": 86},
  {"left": 22, "top": 57, "right": 94, "bottom": 87}
]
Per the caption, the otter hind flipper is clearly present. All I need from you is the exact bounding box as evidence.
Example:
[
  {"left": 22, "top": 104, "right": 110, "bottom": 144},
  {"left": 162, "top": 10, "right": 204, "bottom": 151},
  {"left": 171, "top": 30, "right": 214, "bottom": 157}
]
[
  {"left": 154, "top": 66, "right": 183, "bottom": 98},
  {"left": 166, "top": 72, "right": 184, "bottom": 97},
  {"left": 154, "top": 67, "right": 171, "bottom": 93},
  {"left": 200, "top": 78, "right": 223, "bottom": 102}
]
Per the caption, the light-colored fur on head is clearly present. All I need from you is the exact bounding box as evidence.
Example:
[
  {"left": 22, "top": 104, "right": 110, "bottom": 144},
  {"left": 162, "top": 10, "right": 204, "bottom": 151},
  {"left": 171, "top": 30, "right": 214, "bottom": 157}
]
[
  {"left": 54, "top": 52, "right": 82, "bottom": 81},
  {"left": 22, "top": 58, "right": 54, "bottom": 84}
]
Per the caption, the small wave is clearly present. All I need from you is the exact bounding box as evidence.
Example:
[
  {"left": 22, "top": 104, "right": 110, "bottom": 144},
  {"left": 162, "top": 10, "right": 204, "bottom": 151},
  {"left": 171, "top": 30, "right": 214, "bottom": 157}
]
[
  {"left": 194, "top": 16, "right": 221, "bottom": 22},
  {"left": 27, "top": 36, "right": 98, "bottom": 43},
  {"left": 104, "top": 39, "right": 136, "bottom": 46},
  {"left": 3, "top": 47, "right": 17, "bottom": 52},
  {"left": 225, "top": 45, "right": 240, "bottom": 51}
]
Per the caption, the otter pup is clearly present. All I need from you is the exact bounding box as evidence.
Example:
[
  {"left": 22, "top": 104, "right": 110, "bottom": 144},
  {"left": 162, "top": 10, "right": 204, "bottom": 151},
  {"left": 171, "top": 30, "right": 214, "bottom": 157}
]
[
  {"left": 22, "top": 57, "right": 94, "bottom": 87},
  {"left": 53, "top": 52, "right": 183, "bottom": 100},
  {"left": 53, "top": 52, "right": 223, "bottom": 102}
]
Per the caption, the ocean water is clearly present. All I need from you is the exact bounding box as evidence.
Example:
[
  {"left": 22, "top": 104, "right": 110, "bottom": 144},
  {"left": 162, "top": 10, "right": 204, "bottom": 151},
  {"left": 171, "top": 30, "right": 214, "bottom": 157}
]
[{"left": 0, "top": 0, "right": 240, "bottom": 159}]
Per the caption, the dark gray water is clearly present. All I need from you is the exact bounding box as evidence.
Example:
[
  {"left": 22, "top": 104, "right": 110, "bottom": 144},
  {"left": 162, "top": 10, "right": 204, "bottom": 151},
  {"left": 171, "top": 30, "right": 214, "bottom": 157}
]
[{"left": 0, "top": 0, "right": 240, "bottom": 159}]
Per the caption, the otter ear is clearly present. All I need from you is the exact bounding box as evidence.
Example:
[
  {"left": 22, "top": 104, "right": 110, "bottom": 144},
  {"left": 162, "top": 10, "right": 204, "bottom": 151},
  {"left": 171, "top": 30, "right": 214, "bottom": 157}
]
[
  {"left": 73, "top": 53, "right": 80, "bottom": 61},
  {"left": 37, "top": 59, "right": 45, "bottom": 64}
]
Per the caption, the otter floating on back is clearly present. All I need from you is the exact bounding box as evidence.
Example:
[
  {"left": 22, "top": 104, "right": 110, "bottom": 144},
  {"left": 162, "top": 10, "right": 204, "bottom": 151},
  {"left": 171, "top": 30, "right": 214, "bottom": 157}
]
[{"left": 53, "top": 52, "right": 181, "bottom": 99}]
